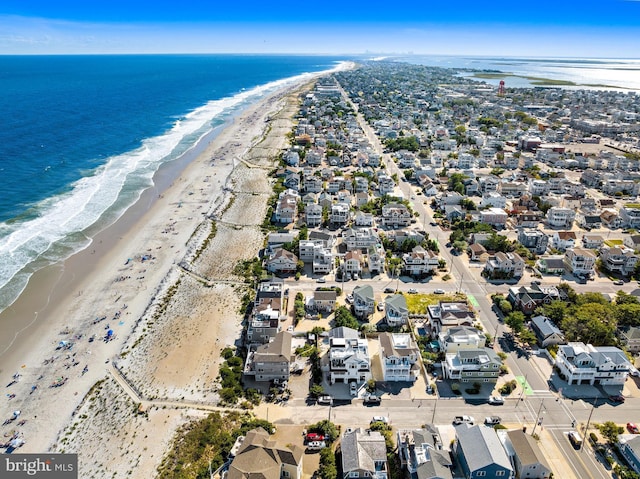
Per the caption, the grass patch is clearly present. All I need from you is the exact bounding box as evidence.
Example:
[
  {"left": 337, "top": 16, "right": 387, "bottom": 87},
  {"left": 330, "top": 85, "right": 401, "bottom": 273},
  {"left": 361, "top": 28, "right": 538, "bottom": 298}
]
[
  {"left": 604, "top": 239, "right": 624, "bottom": 247},
  {"left": 404, "top": 292, "right": 467, "bottom": 314}
]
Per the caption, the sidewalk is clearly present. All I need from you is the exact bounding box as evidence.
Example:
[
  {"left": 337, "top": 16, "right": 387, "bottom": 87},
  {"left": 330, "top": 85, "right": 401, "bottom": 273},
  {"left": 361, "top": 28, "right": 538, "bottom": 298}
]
[{"left": 536, "top": 428, "right": 578, "bottom": 479}]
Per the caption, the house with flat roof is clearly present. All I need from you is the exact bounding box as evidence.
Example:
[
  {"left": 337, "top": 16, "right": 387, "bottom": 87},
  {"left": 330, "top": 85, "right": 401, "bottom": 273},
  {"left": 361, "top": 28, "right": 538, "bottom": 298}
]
[
  {"left": 427, "top": 301, "right": 475, "bottom": 336},
  {"left": 453, "top": 424, "right": 514, "bottom": 479},
  {"left": 438, "top": 326, "right": 486, "bottom": 353},
  {"left": 326, "top": 330, "right": 372, "bottom": 385}
]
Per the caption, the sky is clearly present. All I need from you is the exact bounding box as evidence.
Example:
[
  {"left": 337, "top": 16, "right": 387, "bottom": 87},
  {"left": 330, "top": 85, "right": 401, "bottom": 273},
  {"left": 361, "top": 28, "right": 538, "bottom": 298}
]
[{"left": 1, "top": 0, "right": 640, "bottom": 57}]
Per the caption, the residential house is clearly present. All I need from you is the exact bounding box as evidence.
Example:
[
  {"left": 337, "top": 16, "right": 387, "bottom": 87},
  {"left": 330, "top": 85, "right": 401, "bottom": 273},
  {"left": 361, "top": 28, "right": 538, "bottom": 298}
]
[
  {"left": 274, "top": 190, "right": 299, "bottom": 224},
  {"left": 330, "top": 203, "right": 350, "bottom": 225},
  {"left": 354, "top": 211, "right": 374, "bottom": 227},
  {"left": 555, "top": 342, "right": 632, "bottom": 385},
  {"left": 427, "top": 301, "right": 476, "bottom": 336},
  {"left": 480, "top": 208, "right": 509, "bottom": 228},
  {"left": 454, "top": 424, "right": 514, "bottom": 479},
  {"left": 563, "top": 247, "right": 597, "bottom": 278},
  {"left": 480, "top": 192, "right": 507, "bottom": 209},
  {"left": 384, "top": 294, "right": 409, "bottom": 327},
  {"left": 303, "top": 175, "right": 323, "bottom": 193},
  {"left": 341, "top": 428, "right": 388, "bottom": 479},
  {"left": 284, "top": 172, "right": 301, "bottom": 191},
  {"left": 551, "top": 231, "right": 577, "bottom": 251},
  {"left": 618, "top": 435, "right": 640, "bottom": 476},
  {"left": 622, "top": 327, "right": 640, "bottom": 354},
  {"left": 247, "top": 281, "right": 284, "bottom": 345},
  {"left": 397, "top": 426, "right": 453, "bottom": 479},
  {"left": 227, "top": 428, "right": 303, "bottom": 479},
  {"left": 443, "top": 205, "right": 465, "bottom": 222},
  {"left": 353, "top": 285, "right": 375, "bottom": 319},
  {"left": 484, "top": 252, "right": 525, "bottom": 279},
  {"left": 379, "top": 333, "right": 421, "bottom": 382},
  {"left": 530, "top": 315, "right": 565, "bottom": 347},
  {"left": 367, "top": 245, "right": 385, "bottom": 275},
  {"left": 443, "top": 347, "right": 502, "bottom": 382},
  {"left": 582, "top": 234, "right": 605, "bottom": 249},
  {"left": 576, "top": 212, "right": 602, "bottom": 230},
  {"left": 546, "top": 207, "right": 575, "bottom": 228},
  {"left": 402, "top": 246, "right": 440, "bottom": 277},
  {"left": 305, "top": 203, "right": 323, "bottom": 227},
  {"left": 312, "top": 290, "right": 337, "bottom": 313},
  {"left": 535, "top": 256, "right": 565, "bottom": 275},
  {"left": 381, "top": 203, "right": 412, "bottom": 228},
  {"left": 508, "top": 284, "right": 560, "bottom": 315},
  {"left": 438, "top": 326, "right": 486, "bottom": 353},
  {"left": 266, "top": 231, "right": 297, "bottom": 255},
  {"left": 518, "top": 229, "right": 549, "bottom": 255},
  {"left": 265, "top": 248, "right": 298, "bottom": 274},
  {"left": 327, "top": 331, "right": 372, "bottom": 385},
  {"left": 515, "top": 211, "right": 544, "bottom": 228},
  {"left": 378, "top": 174, "right": 396, "bottom": 195},
  {"left": 624, "top": 234, "right": 640, "bottom": 252},
  {"left": 468, "top": 242, "right": 489, "bottom": 262},
  {"left": 599, "top": 245, "right": 639, "bottom": 276},
  {"left": 243, "top": 331, "right": 292, "bottom": 383},
  {"left": 600, "top": 210, "right": 624, "bottom": 229},
  {"left": 344, "top": 250, "right": 364, "bottom": 277},
  {"left": 344, "top": 227, "right": 381, "bottom": 251},
  {"left": 501, "top": 430, "right": 552, "bottom": 479}
]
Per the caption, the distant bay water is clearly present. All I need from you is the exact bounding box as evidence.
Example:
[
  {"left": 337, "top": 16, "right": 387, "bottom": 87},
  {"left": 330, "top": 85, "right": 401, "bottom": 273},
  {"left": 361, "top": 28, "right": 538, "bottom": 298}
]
[
  {"left": 0, "top": 54, "right": 346, "bottom": 313},
  {"left": 396, "top": 55, "right": 640, "bottom": 91}
]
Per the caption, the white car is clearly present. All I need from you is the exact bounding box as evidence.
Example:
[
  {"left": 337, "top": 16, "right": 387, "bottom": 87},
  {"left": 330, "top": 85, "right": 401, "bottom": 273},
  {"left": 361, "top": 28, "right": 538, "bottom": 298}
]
[
  {"left": 371, "top": 416, "right": 390, "bottom": 424},
  {"left": 434, "top": 289, "right": 445, "bottom": 294},
  {"left": 350, "top": 382, "right": 358, "bottom": 396},
  {"left": 488, "top": 395, "right": 505, "bottom": 405},
  {"left": 453, "top": 415, "right": 475, "bottom": 425},
  {"left": 408, "top": 288, "right": 418, "bottom": 294},
  {"left": 377, "top": 302, "right": 385, "bottom": 311}
]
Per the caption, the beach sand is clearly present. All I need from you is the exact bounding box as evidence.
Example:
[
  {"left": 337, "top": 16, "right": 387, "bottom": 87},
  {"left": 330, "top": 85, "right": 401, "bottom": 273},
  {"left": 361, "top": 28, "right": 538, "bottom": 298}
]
[{"left": 0, "top": 66, "right": 332, "bottom": 477}]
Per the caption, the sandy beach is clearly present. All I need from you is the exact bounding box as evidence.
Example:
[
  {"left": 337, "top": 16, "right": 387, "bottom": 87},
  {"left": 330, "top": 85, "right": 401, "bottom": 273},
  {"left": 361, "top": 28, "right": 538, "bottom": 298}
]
[{"left": 0, "top": 63, "right": 345, "bottom": 477}]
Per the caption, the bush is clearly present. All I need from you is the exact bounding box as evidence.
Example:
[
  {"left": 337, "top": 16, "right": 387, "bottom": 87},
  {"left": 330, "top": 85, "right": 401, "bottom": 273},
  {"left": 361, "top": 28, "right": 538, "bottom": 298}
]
[{"left": 318, "top": 448, "right": 337, "bottom": 479}]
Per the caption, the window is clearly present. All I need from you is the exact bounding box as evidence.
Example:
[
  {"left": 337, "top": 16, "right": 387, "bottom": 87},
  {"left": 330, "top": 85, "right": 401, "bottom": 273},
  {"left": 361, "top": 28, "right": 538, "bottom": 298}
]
[
  {"left": 282, "top": 471, "right": 290, "bottom": 478},
  {"left": 476, "top": 472, "right": 486, "bottom": 477},
  {"left": 349, "top": 472, "right": 359, "bottom": 478},
  {"left": 496, "top": 471, "right": 505, "bottom": 477}
]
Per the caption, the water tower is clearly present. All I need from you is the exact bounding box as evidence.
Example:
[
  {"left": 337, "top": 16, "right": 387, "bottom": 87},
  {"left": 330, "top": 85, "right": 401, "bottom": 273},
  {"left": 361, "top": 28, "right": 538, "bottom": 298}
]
[{"left": 498, "top": 80, "right": 505, "bottom": 96}]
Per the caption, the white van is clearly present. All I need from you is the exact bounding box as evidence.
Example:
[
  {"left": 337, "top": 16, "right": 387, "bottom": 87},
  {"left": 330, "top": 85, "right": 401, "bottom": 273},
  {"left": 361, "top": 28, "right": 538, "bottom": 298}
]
[{"left": 568, "top": 431, "right": 583, "bottom": 448}]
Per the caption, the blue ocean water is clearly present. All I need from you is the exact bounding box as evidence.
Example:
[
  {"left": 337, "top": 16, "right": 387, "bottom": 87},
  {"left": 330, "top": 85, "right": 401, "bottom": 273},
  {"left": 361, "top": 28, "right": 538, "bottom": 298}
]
[{"left": 0, "top": 54, "right": 346, "bottom": 312}]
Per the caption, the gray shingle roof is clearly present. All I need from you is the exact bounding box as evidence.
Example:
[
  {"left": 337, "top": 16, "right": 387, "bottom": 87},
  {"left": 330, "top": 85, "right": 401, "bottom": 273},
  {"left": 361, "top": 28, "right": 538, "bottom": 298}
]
[{"left": 455, "top": 424, "right": 512, "bottom": 473}]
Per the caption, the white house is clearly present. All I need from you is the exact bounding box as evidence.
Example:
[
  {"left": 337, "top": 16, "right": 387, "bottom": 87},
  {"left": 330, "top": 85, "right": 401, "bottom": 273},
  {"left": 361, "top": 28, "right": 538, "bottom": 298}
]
[
  {"left": 327, "top": 331, "right": 372, "bottom": 385},
  {"left": 555, "top": 342, "right": 632, "bottom": 386},
  {"left": 379, "top": 333, "right": 421, "bottom": 382},
  {"left": 438, "top": 326, "right": 486, "bottom": 353}
]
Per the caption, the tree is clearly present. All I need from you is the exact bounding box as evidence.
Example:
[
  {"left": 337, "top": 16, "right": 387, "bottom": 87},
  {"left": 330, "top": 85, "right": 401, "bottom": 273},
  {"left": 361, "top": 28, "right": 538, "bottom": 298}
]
[
  {"left": 505, "top": 311, "right": 526, "bottom": 334},
  {"left": 616, "top": 303, "right": 640, "bottom": 327},
  {"left": 333, "top": 306, "right": 359, "bottom": 330},
  {"left": 518, "top": 328, "right": 538, "bottom": 348},
  {"left": 499, "top": 299, "right": 512, "bottom": 314},
  {"left": 318, "top": 448, "right": 337, "bottom": 479},
  {"left": 308, "top": 420, "right": 339, "bottom": 443},
  {"left": 561, "top": 303, "right": 616, "bottom": 346},
  {"left": 597, "top": 421, "right": 622, "bottom": 445},
  {"left": 309, "top": 384, "right": 324, "bottom": 398},
  {"left": 538, "top": 300, "right": 568, "bottom": 324}
]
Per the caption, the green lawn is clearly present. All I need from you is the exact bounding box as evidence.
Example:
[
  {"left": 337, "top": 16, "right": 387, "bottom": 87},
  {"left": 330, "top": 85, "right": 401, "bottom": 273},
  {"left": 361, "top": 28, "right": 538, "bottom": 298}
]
[{"left": 404, "top": 292, "right": 467, "bottom": 315}]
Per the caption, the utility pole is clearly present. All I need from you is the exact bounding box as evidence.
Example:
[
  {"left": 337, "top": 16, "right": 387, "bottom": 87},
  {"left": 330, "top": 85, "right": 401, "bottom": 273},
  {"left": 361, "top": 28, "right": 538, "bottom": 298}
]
[
  {"left": 431, "top": 398, "right": 438, "bottom": 424},
  {"left": 581, "top": 397, "right": 599, "bottom": 452},
  {"left": 516, "top": 374, "right": 528, "bottom": 407},
  {"left": 531, "top": 399, "right": 545, "bottom": 436}
]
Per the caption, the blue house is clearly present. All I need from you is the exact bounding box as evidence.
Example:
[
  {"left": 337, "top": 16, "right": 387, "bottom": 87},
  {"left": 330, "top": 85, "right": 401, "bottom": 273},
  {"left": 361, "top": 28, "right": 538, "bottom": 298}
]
[
  {"left": 619, "top": 434, "right": 640, "bottom": 475},
  {"left": 454, "top": 424, "right": 514, "bottom": 479}
]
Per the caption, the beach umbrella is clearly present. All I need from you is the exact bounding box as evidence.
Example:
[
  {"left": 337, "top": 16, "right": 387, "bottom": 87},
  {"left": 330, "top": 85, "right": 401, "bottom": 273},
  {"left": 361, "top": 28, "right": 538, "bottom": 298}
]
[
  {"left": 107, "top": 330, "right": 114, "bottom": 337},
  {"left": 12, "top": 410, "right": 20, "bottom": 418}
]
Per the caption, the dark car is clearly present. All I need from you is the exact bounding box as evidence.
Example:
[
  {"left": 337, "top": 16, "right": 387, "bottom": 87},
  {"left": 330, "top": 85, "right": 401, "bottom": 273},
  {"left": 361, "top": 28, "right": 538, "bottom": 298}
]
[
  {"left": 609, "top": 394, "right": 626, "bottom": 403},
  {"left": 384, "top": 287, "right": 395, "bottom": 293}
]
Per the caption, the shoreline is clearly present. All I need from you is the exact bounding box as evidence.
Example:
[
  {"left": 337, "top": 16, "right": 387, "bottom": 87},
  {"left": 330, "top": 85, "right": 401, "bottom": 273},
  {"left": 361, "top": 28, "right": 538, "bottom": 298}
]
[{"left": 0, "top": 69, "right": 326, "bottom": 463}]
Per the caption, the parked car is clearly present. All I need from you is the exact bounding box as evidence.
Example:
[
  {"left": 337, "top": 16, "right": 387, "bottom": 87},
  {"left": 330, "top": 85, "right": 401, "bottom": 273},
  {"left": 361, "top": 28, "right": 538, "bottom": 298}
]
[
  {"left": 408, "top": 288, "right": 418, "bottom": 294},
  {"left": 346, "top": 294, "right": 354, "bottom": 304},
  {"left": 488, "top": 395, "right": 505, "bottom": 405},
  {"left": 371, "top": 416, "right": 390, "bottom": 424},
  {"left": 609, "top": 394, "right": 626, "bottom": 403},
  {"left": 377, "top": 302, "right": 385, "bottom": 311},
  {"left": 628, "top": 423, "right": 640, "bottom": 434},
  {"left": 384, "top": 287, "right": 395, "bottom": 293},
  {"left": 484, "top": 416, "right": 502, "bottom": 426},
  {"left": 613, "top": 280, "right": 624, "bottom": 286},
  {"left": 307, "top": 441, "right": 326, "bottom": 451},
  {"left": 316, "top": 278, "right": 326, "bottom": 283},
  {"left": 363, "top": 394, "right": 381, "bottom": 405},
  {"left": 434, "top": 289, "right": 445, "bottom": 294},
  {"left": 453, "top": 415, "right": 475, "bottom": 425},
  {"left": 350, "top": 382, "right": 358, "bottom": 396},
  {"left": 306, "top": 433, "right": 325, "bottom": 442},
  {"left": 317, "top": 395, "right": 333, "bottom": 405}
]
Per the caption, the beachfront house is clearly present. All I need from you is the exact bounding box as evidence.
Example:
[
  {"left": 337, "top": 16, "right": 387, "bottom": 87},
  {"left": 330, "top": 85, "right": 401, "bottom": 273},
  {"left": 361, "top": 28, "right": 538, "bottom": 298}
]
[{"left": 243, "top": 331, "right": 292, "bottom": 383}]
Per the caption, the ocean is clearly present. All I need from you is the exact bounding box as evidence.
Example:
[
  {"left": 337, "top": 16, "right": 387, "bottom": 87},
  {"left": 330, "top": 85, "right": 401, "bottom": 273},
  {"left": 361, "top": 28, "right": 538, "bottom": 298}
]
[{"left": 0, "top": 54, "right": 346, "bottom": 313}]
